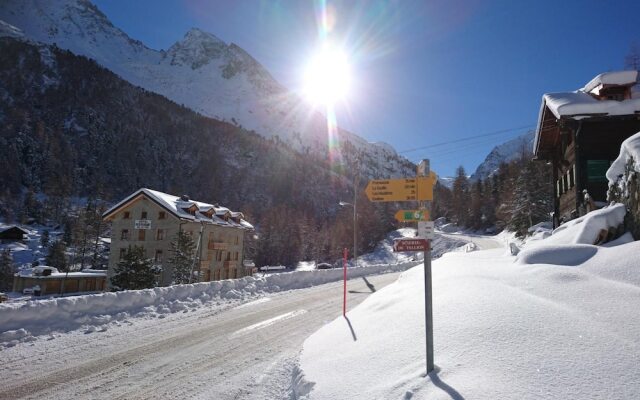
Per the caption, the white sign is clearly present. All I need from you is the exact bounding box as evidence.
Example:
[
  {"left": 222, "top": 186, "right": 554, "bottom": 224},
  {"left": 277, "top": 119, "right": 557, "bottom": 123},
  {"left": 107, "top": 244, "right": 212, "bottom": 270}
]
[
  {"left": 418, "top": 221, "right": 435, "bottom": 239},
  {"left": 135, "top": 219, "right": 152, "bottom": 230}
]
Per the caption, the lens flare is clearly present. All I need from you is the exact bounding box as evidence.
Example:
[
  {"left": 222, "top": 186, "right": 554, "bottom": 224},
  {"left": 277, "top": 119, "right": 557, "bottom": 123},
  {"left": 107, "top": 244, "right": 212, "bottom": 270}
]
[{"left": 303, "top": 45, "right": 351, "bottom": 107}]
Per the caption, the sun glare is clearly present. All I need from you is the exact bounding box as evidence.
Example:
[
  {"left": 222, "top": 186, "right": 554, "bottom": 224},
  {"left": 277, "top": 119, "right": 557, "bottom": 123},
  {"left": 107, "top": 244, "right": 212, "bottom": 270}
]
[{"left": 303, "top": 46, "right": 351, "bottom": 107}]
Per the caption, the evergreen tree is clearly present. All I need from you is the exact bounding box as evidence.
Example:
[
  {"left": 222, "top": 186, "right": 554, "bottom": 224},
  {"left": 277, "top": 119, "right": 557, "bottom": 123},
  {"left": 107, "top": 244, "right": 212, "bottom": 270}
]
[
  {"left": 507, "top": 160, "right": 552, "bottom": 237},
  {"left": 110, "top": 246, "right": 157, "bottom": 291},
  {"left": 46, "top": 240, "right": 68, "bottom": 271},
  {"left": 0, "top": 249, "right": 14, "bottom": 291},
  {"left": 169, "top": 230, "right": 197, "bottom": 284},
  {"left": 40, "top": 230, "right": 50, "bottom": 248},
  {"left": 451, "top": 166, "right": 470, "bottom": 227}
]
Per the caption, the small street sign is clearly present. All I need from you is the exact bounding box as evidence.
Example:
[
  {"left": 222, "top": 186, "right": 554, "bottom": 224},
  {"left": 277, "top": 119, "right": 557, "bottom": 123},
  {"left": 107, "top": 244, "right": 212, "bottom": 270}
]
[
  {"left": 394, "top": 209, "right": 430, "bottom": 222},
  {"left": 393, "top": 238, "right": 430, "bottom": 252},
  {"left": 365, "top": 175, "right": 435, "bottom": 202},
  {"left": 417, "top": 221, "right": 435, "bottom": 239}
]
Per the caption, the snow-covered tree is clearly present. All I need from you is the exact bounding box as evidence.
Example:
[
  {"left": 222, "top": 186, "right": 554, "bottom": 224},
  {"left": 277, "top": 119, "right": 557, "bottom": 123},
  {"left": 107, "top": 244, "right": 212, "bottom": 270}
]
[
  {"left": 110, "top": 246, "right": 158, "bottom": 291},
  {"left": 0, "top": 249, "right": 14, "bottom": 291},
  {"left": 169, "top": 231, "right": 197, "bottom": 284},
  {"left": 507, "top": 160, "right": 552, "bottom": 237}
]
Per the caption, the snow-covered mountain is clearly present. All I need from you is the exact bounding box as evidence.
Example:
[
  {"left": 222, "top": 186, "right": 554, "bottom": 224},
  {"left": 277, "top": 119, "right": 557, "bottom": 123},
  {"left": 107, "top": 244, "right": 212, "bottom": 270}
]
[
  {"left": 470, "top": 131, "right": 535, "bottom": 181},
  {"left": 0, "top": 0, "right": 412, "bottom": 178}
]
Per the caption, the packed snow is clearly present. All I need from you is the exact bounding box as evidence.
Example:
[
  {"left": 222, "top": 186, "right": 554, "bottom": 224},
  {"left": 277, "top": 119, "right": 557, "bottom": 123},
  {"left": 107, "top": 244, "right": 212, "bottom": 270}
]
[{"left": 297, "top": 204, "right": 640, "bottom": 399}]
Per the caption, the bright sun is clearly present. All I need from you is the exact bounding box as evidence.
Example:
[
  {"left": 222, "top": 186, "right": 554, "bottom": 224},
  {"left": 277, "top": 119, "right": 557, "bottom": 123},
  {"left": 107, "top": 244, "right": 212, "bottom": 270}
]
[{"left": 303, "top": 46, "right": 351, "bottom": 107}]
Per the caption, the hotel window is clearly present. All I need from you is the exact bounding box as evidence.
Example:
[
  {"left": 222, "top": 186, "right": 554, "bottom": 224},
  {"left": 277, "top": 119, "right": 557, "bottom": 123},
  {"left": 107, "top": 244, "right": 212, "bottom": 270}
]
[
  {"left": 159, "top": 211, "right": 166, "bottom": 219},
  {"left": 234, "top": 252, "right": 238, "bottom": 261},
  {"left": 141, "top": 211, "right": 148, "bottom": 219},
  {"left": 156, "top": 229, "right": 165, "bottom": 240},
  {"left": 138, "top": 229, "right": 146, "bottom": 241},
  {"left": 121, "top": 229, "right": 129, "bottom": 240},
  {"left": 235, "top": 235, "right": 239, "bottom": 245},
  {"left": 119, "top": 248, "right": 127, "bottom": 259},
  {"left": 123, "top": 211, "right": 130, "bottom": 219},
  {"left": 155, "top": 250, "right": 163, "bottom": 262}
]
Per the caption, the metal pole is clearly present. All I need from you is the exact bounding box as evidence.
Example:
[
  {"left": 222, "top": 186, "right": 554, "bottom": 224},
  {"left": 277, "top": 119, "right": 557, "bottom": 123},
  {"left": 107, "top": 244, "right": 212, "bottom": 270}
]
[
  {"left": 418, "top": 159, "right": 434, "bottom": 374},
  {"left": 353, "top": 160, "right": 360, "bottom": 268},
  {"left": 343, "top": 248, "right": 348, "bottom": 316}
]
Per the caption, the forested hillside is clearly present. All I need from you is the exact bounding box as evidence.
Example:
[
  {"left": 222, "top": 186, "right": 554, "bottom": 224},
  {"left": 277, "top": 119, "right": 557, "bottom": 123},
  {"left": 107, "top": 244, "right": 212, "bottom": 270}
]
[{"left": 0, "top": 37, "right": 403, "bottom": 265}]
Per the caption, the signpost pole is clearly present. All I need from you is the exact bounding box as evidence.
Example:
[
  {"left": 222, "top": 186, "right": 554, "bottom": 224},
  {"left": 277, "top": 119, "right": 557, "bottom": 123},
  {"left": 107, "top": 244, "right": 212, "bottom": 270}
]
[
  {"left": 343, "top": 248, "right": 348, "bottom": 316},
  {"left": 418, "top": 160, "right": 434, "bottom": 374}
]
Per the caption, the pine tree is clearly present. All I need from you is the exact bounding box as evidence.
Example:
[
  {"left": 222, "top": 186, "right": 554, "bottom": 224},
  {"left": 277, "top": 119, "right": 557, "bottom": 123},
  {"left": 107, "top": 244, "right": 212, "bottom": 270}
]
[
  {"left": 169, "top": 230, "right": 197, "bottom": 284},
  {"left": 110, "top": 246, "right": 157, "bottom": 291},
  {"left": 46, "top": 240, "right": 68, "bottom": 271},
  {"left": 0, "top": 249, "right": 14, "bottom": 291},
  {"left": 452, "top": 166, "right": 470, "bottom": 227},
  {"left": 507, "top": 160, "right": 552, "bottom": 237},
  {"left": 40, "top": 230, "right": 50, "bottom": 248}
]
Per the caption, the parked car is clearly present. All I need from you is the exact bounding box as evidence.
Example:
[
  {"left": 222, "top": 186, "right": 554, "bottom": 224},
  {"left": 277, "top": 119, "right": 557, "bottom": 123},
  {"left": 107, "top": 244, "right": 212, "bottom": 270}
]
[
  {"left": 316, "top": 262, "right": 333, "bottom": 269},
  {"left": 0, "top": 292, "right": 8, "bottom": 302}
]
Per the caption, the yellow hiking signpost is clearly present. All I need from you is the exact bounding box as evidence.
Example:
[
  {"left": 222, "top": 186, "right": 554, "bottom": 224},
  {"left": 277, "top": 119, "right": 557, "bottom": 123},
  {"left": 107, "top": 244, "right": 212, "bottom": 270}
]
[
  {"left": 364, "top": 171, "right": 436, "bottom": 202},
  {"left": 365, "top": 159, "right": 436, "bottom": 375}
]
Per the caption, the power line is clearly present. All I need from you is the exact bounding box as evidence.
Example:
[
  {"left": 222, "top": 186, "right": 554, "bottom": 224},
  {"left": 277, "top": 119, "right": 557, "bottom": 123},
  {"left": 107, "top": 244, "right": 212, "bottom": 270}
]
[{"left": 398, "top": 124, "right": 536, "bottom": 154}]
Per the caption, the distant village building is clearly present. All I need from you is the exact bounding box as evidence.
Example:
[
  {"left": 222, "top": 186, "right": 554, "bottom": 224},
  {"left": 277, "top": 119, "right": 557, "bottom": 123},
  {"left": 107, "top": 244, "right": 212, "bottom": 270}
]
[
  {"left": 534, "top": 71, "right": 640, "bottom": 226},
  {"left": 0, "top": 226, "right": 29, "bottom": 242},
  {"left": 102, "top": 188, "right": 254, "bottom": 287},
  {"left": 13, "top": 266, "right": 107, "bottom": 296}
]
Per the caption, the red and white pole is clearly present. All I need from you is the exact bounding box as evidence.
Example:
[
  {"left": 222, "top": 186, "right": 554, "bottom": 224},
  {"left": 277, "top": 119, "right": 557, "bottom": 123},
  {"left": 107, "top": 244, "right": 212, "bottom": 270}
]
[{"left": 343, "top": 247, "right": 348, "bottom": 316}]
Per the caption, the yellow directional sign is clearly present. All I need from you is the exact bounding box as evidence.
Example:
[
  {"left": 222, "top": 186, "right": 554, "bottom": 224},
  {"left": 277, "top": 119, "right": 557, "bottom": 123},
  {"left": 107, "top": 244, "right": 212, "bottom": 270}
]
[
  {"left": 395, "top": 210, "right": 430, "bottom": 222},
  {"left": 366, "top": 172, "right": 436, "bottom": 202}
]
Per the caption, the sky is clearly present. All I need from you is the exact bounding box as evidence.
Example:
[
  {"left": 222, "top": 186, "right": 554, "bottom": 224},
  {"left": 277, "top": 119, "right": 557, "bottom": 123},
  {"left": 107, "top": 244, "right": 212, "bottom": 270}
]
[{"left": 93, "top": 0, "right": 640, "bottom": 177}]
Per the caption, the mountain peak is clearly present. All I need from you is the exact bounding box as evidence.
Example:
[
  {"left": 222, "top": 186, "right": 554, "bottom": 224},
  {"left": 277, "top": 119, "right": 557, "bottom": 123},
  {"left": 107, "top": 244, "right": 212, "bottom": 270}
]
[{"left": 166, "top": 27, "right": 228, "bottom": 69}]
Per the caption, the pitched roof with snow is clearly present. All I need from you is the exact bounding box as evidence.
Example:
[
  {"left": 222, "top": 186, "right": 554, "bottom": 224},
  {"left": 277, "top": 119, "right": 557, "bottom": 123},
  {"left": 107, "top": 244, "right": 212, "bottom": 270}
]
[
  {"left": 534, "top": 70, "right": 640, "bottom": 155},
  {"left": 103, "top": 188, "right": 253, "bottom": 230}
]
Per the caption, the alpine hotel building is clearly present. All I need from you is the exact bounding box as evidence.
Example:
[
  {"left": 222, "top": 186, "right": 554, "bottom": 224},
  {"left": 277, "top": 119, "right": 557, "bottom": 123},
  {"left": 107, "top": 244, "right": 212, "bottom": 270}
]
[{"left": 103, "top": 188, "right": 254, "bottom": 286}]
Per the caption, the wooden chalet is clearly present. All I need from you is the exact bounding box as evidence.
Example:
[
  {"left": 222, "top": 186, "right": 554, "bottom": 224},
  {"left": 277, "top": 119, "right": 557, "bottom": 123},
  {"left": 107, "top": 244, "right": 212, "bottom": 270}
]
[
  {"left": 534, "top": 71, "right": 640, "bottom": 226},
  {"left": 0, "top": 226, "right": 29, "bottom": 241}
]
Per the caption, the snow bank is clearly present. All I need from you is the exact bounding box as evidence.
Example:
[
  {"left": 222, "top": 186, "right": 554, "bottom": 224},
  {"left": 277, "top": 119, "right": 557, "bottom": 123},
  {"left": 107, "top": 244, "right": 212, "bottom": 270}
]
[
  {"left": 535, "top": 203, "right": 625, "bottom": 246},
  {"left": 297, "top": 239, "right": 640, "bottom": 400},
  {"left": 0, "top": 260, "right": 418, "bottom": 346},
  {"left": 606, "top": 131, "right": 640, "bottom": 184}
]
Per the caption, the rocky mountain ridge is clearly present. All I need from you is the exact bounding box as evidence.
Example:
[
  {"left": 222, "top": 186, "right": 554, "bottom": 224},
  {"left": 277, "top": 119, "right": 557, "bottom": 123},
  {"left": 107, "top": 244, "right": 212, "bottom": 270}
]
[{"left": 0, "top": 0, "right": 412, "bottom": 180}]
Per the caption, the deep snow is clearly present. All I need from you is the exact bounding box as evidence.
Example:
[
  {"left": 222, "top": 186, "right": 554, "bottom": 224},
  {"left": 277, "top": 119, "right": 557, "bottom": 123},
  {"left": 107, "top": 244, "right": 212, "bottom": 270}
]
[{"left": 297, "top": 205, "right": 640, "bottom": 399}]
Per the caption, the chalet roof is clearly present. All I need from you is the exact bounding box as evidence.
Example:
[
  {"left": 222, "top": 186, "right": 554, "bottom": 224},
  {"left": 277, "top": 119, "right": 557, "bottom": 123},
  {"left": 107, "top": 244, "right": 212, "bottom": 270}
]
[
  {"left": 0, "top": 226, "right": 29, "bottom": 235},
  {"left": 534, "top": 71, "right": 640, "bottom": 156},
  {"left": 102, "top": 188, "right": 253, "bottom": 230},
  {"left": 583, "top": 71, "right": 639, "bottom": 94}
]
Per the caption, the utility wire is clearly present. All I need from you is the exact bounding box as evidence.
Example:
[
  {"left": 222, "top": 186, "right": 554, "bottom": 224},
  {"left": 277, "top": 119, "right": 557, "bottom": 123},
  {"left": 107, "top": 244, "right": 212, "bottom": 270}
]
[{"left": 398, "top": 124, "right": 536, "bottom": 154}]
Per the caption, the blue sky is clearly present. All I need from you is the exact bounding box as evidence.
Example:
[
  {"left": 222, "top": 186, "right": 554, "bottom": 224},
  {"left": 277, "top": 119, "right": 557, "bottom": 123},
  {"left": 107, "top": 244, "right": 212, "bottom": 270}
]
[{"left": 94, "top": 0, "right": 640, "bottom": 177}]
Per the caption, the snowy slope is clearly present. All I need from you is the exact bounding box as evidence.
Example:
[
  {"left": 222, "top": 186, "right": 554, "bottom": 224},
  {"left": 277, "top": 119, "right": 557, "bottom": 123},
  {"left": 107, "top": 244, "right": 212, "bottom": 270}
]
[
  {"left": 297, "top": 205, "right": 640, "bottom": 399},
  {"left": 0, "top": 0, "right": 412, "bottom": 178},
  {"left": 470, "top": 130, "right": 535, "bottom": 181}
]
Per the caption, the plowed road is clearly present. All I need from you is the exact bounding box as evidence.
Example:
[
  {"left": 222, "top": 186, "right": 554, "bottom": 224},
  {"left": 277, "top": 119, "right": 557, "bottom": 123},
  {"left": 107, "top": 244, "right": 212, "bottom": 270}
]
[{"left": 0, "top": 272, "right": 404, "bottom": 400}]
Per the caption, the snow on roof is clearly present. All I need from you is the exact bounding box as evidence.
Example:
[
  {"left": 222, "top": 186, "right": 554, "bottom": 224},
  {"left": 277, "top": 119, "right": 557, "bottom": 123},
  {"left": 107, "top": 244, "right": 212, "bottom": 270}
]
[
  {"left": 103, "top": 188, "right": 253, "bottom": 230},
  {"left": 583, "top": 70, "right": 639, "bottom": 94},
  {"left": 542, "top": 91, "right": 640, "bottom": 119},
  {"left": 0, "top": 226, "right": 29, "bottom": 235},
  {"left": 535, "top": 71, "right": 640, "bottom": 154}
]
